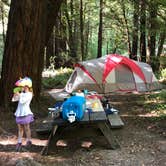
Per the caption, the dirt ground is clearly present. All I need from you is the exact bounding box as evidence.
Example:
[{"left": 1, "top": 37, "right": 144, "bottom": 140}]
[{"left": 0, "top": 91, "right": 165, "bottom": 166}]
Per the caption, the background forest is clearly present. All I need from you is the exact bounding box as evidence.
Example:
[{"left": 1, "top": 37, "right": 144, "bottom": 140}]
[
  {"left": 0, "top": 1, "right": 165, "bottom": 165},
  {"left": 0, "top": 0, "right": 166, "bottom": 108}
]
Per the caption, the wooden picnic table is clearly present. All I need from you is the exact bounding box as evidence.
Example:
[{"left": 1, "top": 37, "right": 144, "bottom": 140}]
[{"left": 36, "top": 97, "right": 124, "bottom": 155}]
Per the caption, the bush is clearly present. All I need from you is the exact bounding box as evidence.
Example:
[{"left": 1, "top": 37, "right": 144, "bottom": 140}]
[
  {"left": 160, "top": 68, "right": 166, "bottom": 79},
  {"left": 144, "top": 90, "right": 166, "bottom": 118},
  {"left": 42, "top": 68, "right": 73, "bottom": 89}
]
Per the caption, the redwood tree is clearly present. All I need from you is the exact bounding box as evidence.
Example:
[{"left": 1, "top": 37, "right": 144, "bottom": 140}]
[{"left": 0, "top": 0, "right": 63, "bottom": 108}]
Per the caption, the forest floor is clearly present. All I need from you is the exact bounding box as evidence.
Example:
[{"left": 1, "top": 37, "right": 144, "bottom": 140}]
[{"left": 0, "top": 90, "right": 165, "bottom": 166}]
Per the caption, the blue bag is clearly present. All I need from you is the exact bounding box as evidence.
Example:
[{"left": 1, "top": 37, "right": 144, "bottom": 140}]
[{"left": 62, "top": 96, "right": 86, "bottom": 123}]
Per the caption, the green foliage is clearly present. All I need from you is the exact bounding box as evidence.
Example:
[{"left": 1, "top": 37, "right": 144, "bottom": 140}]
[
  {"left": 148, "top": 114, "right": 166, "bottom": 121},
  {"left": 42, "top": 68, "right": 73, "bottom": 89},
  {"left": 146, "top": 89, "right": 166, "bottom": 101},
  {"left": 160, "top": 68, "right": 166, "bottom": 79},
  {"left": 144, "top": 102, "right": 166, "bottom": 112},
  {"left": 143, "top": 90, "right": 166, "bottom": 118}
]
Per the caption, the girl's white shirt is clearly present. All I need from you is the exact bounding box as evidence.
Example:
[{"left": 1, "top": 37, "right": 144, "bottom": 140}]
[{"left": 14, "top": 92, "right": 33, "bottom": 117}]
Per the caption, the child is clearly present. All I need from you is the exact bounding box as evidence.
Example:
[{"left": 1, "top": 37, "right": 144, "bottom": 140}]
[{"left": 12, "top": 84, "right": 34, "bottom": 151}]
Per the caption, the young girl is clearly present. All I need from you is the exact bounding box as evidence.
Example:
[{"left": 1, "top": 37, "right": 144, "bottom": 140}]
[{"left": 12, "top": 85, "right": 34, "bottom": 151}]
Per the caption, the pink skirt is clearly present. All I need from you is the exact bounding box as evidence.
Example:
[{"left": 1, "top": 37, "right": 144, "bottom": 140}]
[{"left": 16, "top": 114, "right": 34, "bottom": 124}]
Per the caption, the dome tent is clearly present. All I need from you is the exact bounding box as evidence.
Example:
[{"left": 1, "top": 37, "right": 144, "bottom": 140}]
[{"left": 65, "top": 54, "right": 161, "bottom": 94}]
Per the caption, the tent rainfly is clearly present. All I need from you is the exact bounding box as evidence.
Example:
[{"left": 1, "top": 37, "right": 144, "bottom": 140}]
[{"left": 65, "top": 54, "right": 162, "bottom": 94}]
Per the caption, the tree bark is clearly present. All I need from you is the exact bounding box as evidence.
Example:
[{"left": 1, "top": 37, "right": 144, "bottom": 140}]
[
  {"left": 157, "top": 30, "right": 166, "bottom": 57},
  {"left": 0, "top": 1, "right": 6, "bottom": 44},
  {"left": 0, "top": 0, "right": 63, "bottom": 108},
  {"left": 65, "top": 0, "right": 78, "bottom": 59},
  {"left": 97, "top": 0, "right": 103, "bottom": 58},
  {"left": 80, "top": 0, "right": 84, "bottom": 60},
  {"left": 147, "top": 1, "right": 158, "bottom": 70},
  {"left": 131, "top": 0, "right": 139, "bottom": 60},
  {"left": 121, "top": 1, "right": 132, "bottom": 58},
  {"left": 46, "top": 33, "right": 54, "bottom": 68},
  {"left": 139, "top": 0, "right": 146, "bottom": 62},
  {"left": 84, "top": 20, "right": 90, "bottom": 58},
  {"left": 45, "top": 0, "right": 63, "bottom": 44}
]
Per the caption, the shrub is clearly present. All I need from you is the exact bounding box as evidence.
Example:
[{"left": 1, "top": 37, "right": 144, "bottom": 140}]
[
  {"left": 160, "top": 68, "right": 166, "bottom": 80},
  {"left": 42, "top": 68, "right": 73, "bottom": 89}
]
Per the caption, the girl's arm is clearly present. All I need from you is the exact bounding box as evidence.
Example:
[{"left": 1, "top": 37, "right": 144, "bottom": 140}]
[
  {"left": 19, "top": 92, "right": 33, "bottom": 104},
  {"left": 11, "top": 92, "right": 20, "bottom": 102}
]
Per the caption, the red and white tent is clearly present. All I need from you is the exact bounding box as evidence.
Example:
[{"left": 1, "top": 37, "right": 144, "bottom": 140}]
[{"left": 65, "top": 54, "right": 161, "bottom": 93}]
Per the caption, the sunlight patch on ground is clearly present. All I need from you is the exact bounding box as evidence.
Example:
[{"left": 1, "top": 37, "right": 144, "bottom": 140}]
[
  {"left": 121, "top": 114, "right": 160, "bottom": 118},
  {"left": 44, "top": 156, "right": 70, "bottom": 162},
  {"left": 0, "top": 137, "right": 47, "bottom": 146},
  {"left": 56, "top": 139, "right": 93, "bottom": 148},
  {"left": 0, "top": 136, "right": 17, "bottom": 145},
  {"left": 0, "top": 139, "right": 16, "bottom": 145},
  {"left": 0, "top": 151, "right": 39, "bottom": 157},
  {"left": 137, "top": 113, "right": 160, "bottom": 117},
  {"left": 56, "top": 139, "right": 67, "bottom": 147},
  {"left": 81, "top": 141, "right": 93, "bottom": 148},
  {"left": 31, "top": 138, "right": 47, "bottom": 146}
]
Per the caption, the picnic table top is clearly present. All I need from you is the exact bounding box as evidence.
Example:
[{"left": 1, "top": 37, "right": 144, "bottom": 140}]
[{"left": 36, "top": 97, "right": 124, "bottom": 134}]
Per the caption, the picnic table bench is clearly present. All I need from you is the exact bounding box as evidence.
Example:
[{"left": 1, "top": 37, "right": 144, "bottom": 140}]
[{"left": 36, "top": 98, "right": 124, "bottom": 155}]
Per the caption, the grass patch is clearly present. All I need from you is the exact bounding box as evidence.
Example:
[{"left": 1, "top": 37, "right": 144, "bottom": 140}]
[
  {"left": 143, "top": 90, "right": 166, "bottom": 117},
  {"left": 148, "top": 114, "right": 166, "bottom": 122},
  {"left": 145, "top": 89, "right": 166, "bottom": 101}
]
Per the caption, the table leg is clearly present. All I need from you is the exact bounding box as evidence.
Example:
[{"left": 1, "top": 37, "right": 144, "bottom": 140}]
[
  {"left": 98, "top": 122, "right": 120, "bottom": 149},
  {"left": 41, "top": 125, "right": 58, "bottom": 155}
]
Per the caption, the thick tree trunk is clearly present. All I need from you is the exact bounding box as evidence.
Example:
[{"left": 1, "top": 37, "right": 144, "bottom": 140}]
[
  {"left": 0, "top": 0, "right": 63, "bottom": 108},
  {"left": 0, "top": 0, "right": 47, "bottom": 108}
]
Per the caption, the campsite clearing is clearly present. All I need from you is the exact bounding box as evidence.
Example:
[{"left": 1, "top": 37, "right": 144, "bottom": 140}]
[{"left": 0, "top": 91, "right": 165, "bottom": 166}]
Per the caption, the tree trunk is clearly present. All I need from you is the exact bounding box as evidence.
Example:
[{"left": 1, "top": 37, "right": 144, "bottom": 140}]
[
  {"left": 46, "top": 33, "right": 54, "bottom": 68},
  {"left": 45, "top": 0, "right": 63, "bottom": 45},
  {"left": 80, "top": 0, "right": 84, "bottom": 60},
  {"left": 97, "top": 0, "right": 103, "bottom": 58},
  {"left": 139, "top": 0, "right": 146, "bottom": 62},
  {"left": 46, "top": 7, "right": 68, "bottom": 69},
  {"left": 0, "top": 0, "right": 63, "bottom": 108},
  {"left": 65, "top": 0, "right": 78, "bottom": 60},
  {"left": 147, "top": 1, "right": 158, "bottom": 70},
  {"left": 121, "top": 1, "right": 132, "bottom": 58},
  {"left": 131, "top": 0, "right": 139, "bottom": 60},
  {"left": 0, "top": 2, "right": 6, "bottom": 44},
  {"left": 84, "top": 20, "right": 90, "bottom": 58},
  {"left": 44, "top": 0, "right": 63, "bottom": 68},
  {"left": 157, "top": 30, "right": 166, "bottom": 57}
]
